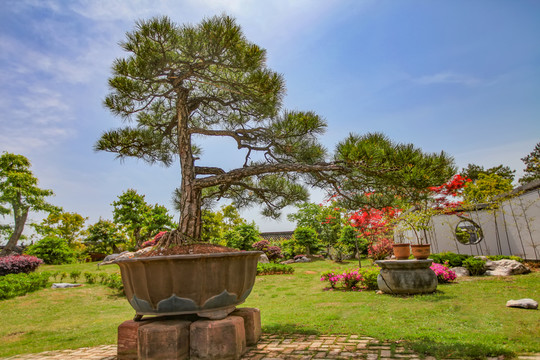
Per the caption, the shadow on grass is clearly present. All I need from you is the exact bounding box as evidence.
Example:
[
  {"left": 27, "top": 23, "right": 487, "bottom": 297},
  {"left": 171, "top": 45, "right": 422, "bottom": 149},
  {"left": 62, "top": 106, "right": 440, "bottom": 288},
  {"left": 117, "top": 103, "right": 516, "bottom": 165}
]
[
  {"left": 263, "top": 323, "right": 321, "bottom": 335},
  {"left": 383, "top": 289, "right": 455, "bottom": 302},
  {"left": 404, "top": 337, "right": 515, "bottom": 359}
]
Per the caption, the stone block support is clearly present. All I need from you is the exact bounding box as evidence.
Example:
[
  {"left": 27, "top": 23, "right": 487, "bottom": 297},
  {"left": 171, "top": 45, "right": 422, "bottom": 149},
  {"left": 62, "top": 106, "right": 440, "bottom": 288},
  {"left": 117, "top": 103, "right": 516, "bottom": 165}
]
[
  {"left": 118, "top": 320, "right": 152, "bottom": 360},
  {"left": 231, "top": 308, "right": 261, "bottom": 345},
  {"left": 138, "top": 319, "right": 191, "bottom": 360},
  {"left": 190, "top": 316, "right": 246, "bottom": 360}
]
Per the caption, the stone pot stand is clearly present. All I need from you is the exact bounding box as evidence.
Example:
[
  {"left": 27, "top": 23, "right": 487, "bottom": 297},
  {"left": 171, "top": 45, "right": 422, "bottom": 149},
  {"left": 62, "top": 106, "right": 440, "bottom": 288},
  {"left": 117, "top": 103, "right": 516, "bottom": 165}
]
[
  {"left": 114, "top": 251, "right": 263, "bottom": 359},
  {"left": 375, "top": 259, "right": 437, "bottom": 294}
]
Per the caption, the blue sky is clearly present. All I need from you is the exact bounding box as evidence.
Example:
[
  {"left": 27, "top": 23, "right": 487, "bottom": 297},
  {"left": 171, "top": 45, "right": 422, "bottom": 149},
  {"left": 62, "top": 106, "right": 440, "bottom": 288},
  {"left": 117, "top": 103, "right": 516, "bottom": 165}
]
[{"left": 1, "top": 0, "right": 539, "bottom": 235}]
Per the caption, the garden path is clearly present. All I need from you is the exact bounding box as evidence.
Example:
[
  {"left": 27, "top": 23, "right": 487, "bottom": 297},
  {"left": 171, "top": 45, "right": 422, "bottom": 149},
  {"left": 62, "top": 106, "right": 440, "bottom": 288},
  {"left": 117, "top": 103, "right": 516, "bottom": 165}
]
[{"left": 2, "top": 333, "right": 539, "bottom": 360}]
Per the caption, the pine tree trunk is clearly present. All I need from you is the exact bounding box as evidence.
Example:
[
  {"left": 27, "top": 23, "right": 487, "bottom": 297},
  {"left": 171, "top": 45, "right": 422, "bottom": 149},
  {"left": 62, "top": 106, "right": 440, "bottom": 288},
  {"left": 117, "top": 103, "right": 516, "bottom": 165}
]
[
  {"left": 174, "top": 91, "right": 202, "bottom": 244},
  {"left": 0, "top": 207, "right": 28, "bottom": 256}
]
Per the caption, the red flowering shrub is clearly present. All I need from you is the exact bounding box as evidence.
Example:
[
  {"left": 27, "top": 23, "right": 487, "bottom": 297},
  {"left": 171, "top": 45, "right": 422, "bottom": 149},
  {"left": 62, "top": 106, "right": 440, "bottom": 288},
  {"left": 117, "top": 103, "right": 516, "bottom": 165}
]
[
  {"left": 252, "top": 240, "right": 284, "bottom": 262},
  {"left": 142, "top": 231, "right": 168, "bottom": 248},
  {"left": 367, "top": 238, "right": 393, "bottom": 260},
  {"left": 0, "top": 255, "right": 44, "bottom": 276},
  {"left": 141, "top": 239, "right": 157, "bottom": 248}
]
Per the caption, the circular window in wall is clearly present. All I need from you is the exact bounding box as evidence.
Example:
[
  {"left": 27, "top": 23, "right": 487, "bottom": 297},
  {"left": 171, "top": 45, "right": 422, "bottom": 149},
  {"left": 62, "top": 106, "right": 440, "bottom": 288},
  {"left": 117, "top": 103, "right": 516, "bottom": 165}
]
[{"left": 455, "top": 219, "right": 483, "bottom": 245}]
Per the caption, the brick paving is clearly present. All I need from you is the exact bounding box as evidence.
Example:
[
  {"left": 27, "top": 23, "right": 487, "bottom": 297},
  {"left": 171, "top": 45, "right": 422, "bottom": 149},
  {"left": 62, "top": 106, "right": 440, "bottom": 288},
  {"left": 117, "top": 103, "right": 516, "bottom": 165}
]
[{"left": 2, "top": 334, "right": 540, "bottom": 360}]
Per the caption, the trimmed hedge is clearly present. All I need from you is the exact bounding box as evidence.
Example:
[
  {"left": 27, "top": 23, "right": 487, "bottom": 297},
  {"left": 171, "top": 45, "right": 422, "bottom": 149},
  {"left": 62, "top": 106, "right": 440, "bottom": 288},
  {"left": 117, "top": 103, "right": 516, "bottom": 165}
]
[
  {"left": 257, "top": 263, "right": 294, "bottom": 275},
  {"left": 0, "top": 255, "right": 43, "bottom": 276},
  {"left": 0, "top": 272, "right": 50, "bottom": 300}
]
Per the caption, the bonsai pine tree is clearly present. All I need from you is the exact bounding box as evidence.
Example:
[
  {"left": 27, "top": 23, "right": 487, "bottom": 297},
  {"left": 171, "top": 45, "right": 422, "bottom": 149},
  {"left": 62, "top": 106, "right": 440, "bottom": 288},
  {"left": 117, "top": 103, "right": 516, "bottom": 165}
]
[
  {"left": 0, "top": 152, "right": 59, "bottom": 255},
  {"left": 96, "top": 15, "right": 455, "bottom": 247}
]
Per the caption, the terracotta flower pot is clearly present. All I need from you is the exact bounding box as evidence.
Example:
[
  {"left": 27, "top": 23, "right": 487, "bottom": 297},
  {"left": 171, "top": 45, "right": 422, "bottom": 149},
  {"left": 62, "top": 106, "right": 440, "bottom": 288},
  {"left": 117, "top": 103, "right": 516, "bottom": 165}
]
[
  {"left": 392, "top": 243, "right": 410, "bottom": 260},
  {"left": 411, "top": 244, "right": 431, "bottom": 260},
  {"left": 114, "top": 251, "right": 262, "bottom": 320}
]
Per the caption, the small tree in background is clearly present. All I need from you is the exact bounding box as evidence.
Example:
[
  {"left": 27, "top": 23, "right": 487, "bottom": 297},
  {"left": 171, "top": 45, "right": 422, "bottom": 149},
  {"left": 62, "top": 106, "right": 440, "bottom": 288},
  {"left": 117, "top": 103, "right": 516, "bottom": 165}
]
[
  {"left": 112, "top": 189, "right": 175, "bottom": 248},
  {"left": 0, "top": 152, "right": 59, "bottom": 255},
  {"left": 84, "top": 219, "right": 128, "bottom": 254},
  {"left": 519, "top": 142, "right": 540, "bottom": 185},
  {"left": 461, "top": 163, "right": 515, "bottom": 183},
  {"left": 463, "top": 173, "right": 513, "bottom": 205},
  {"left": 293, "top": 227, "right": 319, "bottom": 256},
  {"left": 32, "top": 211, "right": 87, "bottom": 248}
]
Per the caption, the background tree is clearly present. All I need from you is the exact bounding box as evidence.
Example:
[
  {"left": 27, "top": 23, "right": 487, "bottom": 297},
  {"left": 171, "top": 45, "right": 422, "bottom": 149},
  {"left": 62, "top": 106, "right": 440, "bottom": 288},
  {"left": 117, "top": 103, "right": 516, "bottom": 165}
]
[
  {"left": 84, "top": 219, "right": 128, "bottom": 254},
  {"left": 461, "top": 163, "right": 515, "bottom": 183},
  {"left": 32, "top": 211, "right": 87, "bottom": 247},
  {"left": 200, "top": 204, "right": 246, "bottom": 243},
  {"left": 96, "top": 16, "right": 455, "bottom": 247},
  {"left": 112, "top": 189, "right": 175, "bottom": 248},
  {"left": 0, "top": 152, "right": 59, "bottom": 255},
  {"left": 292, "top": 227, "right": 320, "bottom": 256},
  {"left": 462, "top": 173, "right": 513, "bottom": 205},
  {"left": 519, "top": 142, "right": 540, "bottom": 184}
]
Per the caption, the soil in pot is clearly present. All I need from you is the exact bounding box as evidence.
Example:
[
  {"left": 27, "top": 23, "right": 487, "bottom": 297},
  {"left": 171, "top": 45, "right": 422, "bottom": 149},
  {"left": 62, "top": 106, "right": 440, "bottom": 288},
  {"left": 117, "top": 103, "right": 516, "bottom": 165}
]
[{"left": 145, "top": 243, "right": 239, "bottom": 257}]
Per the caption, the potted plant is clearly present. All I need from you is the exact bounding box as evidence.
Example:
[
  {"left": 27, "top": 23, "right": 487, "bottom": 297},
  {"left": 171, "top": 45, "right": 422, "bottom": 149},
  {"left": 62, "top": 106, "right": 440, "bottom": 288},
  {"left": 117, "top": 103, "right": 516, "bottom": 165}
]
[
  {"left": 97, "top": 15, "right": 456, "bottom": 321},
  {"left": 397, "top": 207, "right": 433, "bottom": 260}
]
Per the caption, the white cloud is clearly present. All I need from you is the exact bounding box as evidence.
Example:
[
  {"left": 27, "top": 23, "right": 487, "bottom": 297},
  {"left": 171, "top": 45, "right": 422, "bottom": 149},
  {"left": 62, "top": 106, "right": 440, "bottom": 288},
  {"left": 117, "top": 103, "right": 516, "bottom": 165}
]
[{"left": 413, "top": 72, "right": 483, "bottom": 86}]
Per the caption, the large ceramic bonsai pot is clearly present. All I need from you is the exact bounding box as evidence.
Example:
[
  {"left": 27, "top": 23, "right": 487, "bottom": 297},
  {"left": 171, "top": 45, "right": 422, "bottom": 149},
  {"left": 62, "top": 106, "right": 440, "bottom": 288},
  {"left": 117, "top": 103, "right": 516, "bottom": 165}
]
[{"left": 114, "top": 251, "right": 262, "bottom": 320}]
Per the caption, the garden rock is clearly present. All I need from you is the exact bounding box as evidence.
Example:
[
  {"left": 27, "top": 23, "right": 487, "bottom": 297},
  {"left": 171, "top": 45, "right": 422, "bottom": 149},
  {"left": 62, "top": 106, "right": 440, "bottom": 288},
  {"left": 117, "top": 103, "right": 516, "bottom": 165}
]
[
  {"left": 451, "top": 267, "right": 470, "bottom": 277},
  {"left": 295, "top": 256, "right": 310, "bottom": 263},
  {"left": 506, "top": 298, "right": 538, "bottom": 309},
  {"left": 101, "top": 251, "right": 134, "bottom": 265},
  {"left": 281, "top": 259, "right": 295, "bottom": 265},
  {"left": 52, "top": 283, "right": 83, "bottom": 289},
  {"left": 485, "top": 260, "right": 530, "bottom": 276},
  {"left": 258, "top": 254, "right": 269, "bottom": 263}
]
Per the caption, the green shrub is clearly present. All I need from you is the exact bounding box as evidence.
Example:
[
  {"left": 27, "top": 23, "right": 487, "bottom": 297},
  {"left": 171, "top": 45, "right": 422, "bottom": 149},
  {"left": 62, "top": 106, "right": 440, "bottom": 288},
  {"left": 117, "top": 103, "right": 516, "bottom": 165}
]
[
  {"left": 257, "top": 263, "right": 294, "bottom": 275},
  {"left": 463, "top": 257, "right": 486, "bottom": 276},
  {"left": 429, "top": 252, "right": 471, "bottom": 267},
  {"left": 487, "top": 255, "right": 523, "bottom": 263},
  {"left": 69, "top": 270, "right": 82, "bottom": 283},
  {"left": 105, "top": 273, "right": 123, "bottom": 291},
  {"left": 358, "top": 267, "right": 379, "bottom": 290},
  {"left": 0, "top": 272, "right": 50, "bottom": 300},
  {"left": 83, "top": 272, "right": 97, "bottom": 284},
  {"left": 224, "top": 223, "right": 261, "bottom": 251},
  {"left": 24, "top": 236, "right": 77, "bottom": 265}
]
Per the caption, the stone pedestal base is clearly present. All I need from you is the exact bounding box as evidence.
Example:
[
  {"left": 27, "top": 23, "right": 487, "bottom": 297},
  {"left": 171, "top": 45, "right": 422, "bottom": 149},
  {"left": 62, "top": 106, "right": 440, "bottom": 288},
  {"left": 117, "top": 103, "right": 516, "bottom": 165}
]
[
  {"left": 117, "top": 308, "right": 261, "bottom": 360},
  {"left": 375, "top": 259, "right": 437, "bottom": 294}
]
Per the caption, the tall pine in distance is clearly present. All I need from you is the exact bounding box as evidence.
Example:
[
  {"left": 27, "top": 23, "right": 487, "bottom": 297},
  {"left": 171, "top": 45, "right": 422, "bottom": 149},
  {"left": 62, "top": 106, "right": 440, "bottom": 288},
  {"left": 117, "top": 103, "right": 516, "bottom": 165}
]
[{"left": 519, "top": 142, "right": 540, "bottom": 185}]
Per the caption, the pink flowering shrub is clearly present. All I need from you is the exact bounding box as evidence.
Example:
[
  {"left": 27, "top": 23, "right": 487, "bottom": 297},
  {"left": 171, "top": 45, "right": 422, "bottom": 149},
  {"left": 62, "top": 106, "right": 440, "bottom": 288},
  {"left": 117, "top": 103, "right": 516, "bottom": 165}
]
[
  {"left": 0, "top": 255, "right": 43, "bottom": 276},
  {"left": 430, "top": 262, "right": 457, "bottom": 283},
  {"left": 320, "top": 267, "right": 379, "bottom": 291}
]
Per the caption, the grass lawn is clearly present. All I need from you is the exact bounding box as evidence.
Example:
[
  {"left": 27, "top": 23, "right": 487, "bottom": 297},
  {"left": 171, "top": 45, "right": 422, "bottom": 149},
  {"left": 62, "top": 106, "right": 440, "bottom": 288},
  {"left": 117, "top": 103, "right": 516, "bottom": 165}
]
[{"left": 0, "top": 259, "right": 538, "bottom": 359}]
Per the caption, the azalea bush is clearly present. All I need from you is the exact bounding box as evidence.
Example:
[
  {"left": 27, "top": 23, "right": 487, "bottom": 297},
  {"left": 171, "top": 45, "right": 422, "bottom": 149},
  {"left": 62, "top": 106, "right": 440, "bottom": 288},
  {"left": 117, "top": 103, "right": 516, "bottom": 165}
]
[
  {"left": 320, "top": 267, "right": 379, "bottom": 291},
  {"left": 430, "top": 262, "right": 457, "bottom": 283},
  {"left": 252, "top": 240, "right": 283, "bottom": 262},
  {"left": 0, "top": 255, "right": 43, "bottom": 276},
  {"left": 367, "top": 238, "right": 393, "bottom": 260}
]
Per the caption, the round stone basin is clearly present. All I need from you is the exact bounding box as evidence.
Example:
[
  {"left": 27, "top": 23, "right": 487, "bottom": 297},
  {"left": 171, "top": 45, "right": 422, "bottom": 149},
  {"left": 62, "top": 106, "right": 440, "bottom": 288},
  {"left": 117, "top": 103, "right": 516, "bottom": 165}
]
[{"left": 375, "top": 259, "right": 437, "bottom": 294}]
